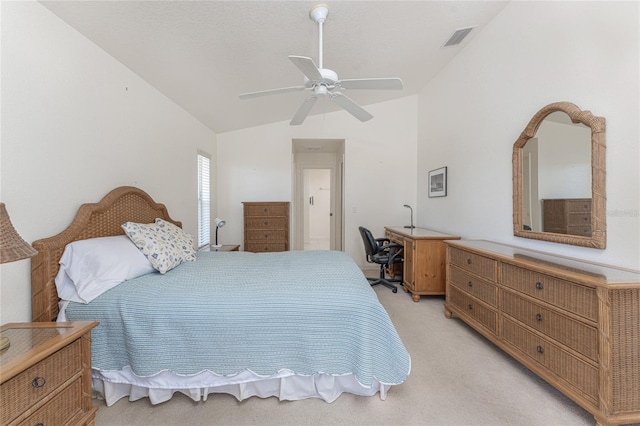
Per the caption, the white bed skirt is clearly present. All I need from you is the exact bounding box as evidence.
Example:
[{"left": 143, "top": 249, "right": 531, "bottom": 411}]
[{"left": 92, "top": 367, "right": 391, "bottom": 406}]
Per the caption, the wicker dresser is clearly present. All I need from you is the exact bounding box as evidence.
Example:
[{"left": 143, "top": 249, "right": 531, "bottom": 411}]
[
  {"left": 0, "top": 322, "right": 98, "bottom": 426},
  {"left": 543, "top": 198, "right": 592, "bottom": 236},
  {"left": 445, "top": 240, "right": 640, "bottom": 426},
  {"left": 243, "top": 202, "right": 290, "bottom": 252}
]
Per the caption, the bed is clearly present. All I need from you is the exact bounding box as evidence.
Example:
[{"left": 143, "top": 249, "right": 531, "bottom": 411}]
[{"left": 30, "top": 186, "right": 411, "bottom": 406}]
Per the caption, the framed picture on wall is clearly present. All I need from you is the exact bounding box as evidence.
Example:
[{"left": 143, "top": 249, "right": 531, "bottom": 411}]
[{"left": 428, "top": 167, "right": 447, "bottom": 197}]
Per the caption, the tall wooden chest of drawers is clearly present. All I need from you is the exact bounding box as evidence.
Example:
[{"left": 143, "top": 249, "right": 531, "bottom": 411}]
[
  {"left": 243, "top": 202, "right": 290, "bottom": 252},
  {"left": 445, "top": 240, "right": 640, "bottom": 426},
  {"left": 543, "top": 198, "right": 592, "bottom": 236},
  {"left": 0, "top": 322, "right": 98, "bottom": 426}
]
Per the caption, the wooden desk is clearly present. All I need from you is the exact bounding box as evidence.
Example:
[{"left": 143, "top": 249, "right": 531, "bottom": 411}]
[{"left": 385, "top": 226, "right": 460, "bottom": 302}]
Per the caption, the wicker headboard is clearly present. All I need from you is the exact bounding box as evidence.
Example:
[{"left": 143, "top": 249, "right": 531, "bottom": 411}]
[{"left": 31, "top": 186, "right": 181, "bottom": 322}]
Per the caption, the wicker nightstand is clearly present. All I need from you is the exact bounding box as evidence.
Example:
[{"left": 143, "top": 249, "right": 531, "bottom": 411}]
[{"left": 0, "top": 322, "right": 98, "bottom": 426}]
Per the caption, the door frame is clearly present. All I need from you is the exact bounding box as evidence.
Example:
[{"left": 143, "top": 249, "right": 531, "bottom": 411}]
[{"left": 292, "top": 139, "right": 344, "bottom": 251}]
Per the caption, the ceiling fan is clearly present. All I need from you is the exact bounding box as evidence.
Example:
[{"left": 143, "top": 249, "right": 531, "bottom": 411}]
[{"left": 239, "top": 4, "right": 404, "bottom": 125}]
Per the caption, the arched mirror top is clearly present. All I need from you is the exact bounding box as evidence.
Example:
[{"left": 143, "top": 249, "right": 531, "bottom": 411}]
[{"left": 513, "top": 102, "right": 606, "bottom": 249}]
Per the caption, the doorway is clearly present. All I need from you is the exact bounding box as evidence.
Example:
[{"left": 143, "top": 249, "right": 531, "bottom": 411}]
[{"left": 292, "top": 139, "right": 345, "bottom": 251}]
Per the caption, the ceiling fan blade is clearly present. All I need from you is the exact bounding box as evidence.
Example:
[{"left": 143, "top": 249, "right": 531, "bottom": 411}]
[
  {"left": 239, "top": 86, "right": 306, "bottom": 99},
  {"left": 290, "top": 96, "right": 318, "bottom": 125},
  {"left": 339, "top": 78, "right": 404, "bottom": 90},
  {"left": 289, "top": 56, "right": 322, "bottom": 81},
  {"left": 330, "top": 92, "right": 373, "bottom": 122}
]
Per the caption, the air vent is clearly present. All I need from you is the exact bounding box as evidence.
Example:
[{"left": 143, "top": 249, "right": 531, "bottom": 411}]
[
  {"left": 304, "top": 146, "right": 322, "bottom": 151},
  {"left": 442, "top": 26, "right": 475, "bottom": 47}
]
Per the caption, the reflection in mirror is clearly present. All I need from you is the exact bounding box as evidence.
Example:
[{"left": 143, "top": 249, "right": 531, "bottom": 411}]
[
  {"left": 513, "top": 102, "right": 606, "bottom": 249},
  {"left": 522, "top": 112, "right": 591, "bottom": 235}
]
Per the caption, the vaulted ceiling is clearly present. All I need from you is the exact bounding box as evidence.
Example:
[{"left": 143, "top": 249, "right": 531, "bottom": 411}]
[{"left": 41, "top": 1, "right": 509, "bottom": 133}]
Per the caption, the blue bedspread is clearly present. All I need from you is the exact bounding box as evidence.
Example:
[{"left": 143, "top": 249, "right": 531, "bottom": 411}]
[{"left": 65, "top": 250, "right": 411, "bottom": 386}]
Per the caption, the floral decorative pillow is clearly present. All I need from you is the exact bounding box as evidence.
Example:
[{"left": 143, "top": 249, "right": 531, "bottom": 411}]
[
  {"left": 154, "top": 218, "right": 197, "bottom": 261},
  {"left": 122, "top": 219, "right": 196, "bottom": 274}
]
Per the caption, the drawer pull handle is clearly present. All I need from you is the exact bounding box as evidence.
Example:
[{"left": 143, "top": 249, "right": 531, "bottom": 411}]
[
  {"left": 536, "top": 345, "right": 544, "bottom": 354},
  {"left": 32, "top": 376, "right": 46, "bottom": 388},
  {"left": 467, "top": 258, "right": 472, "bottom": 265},
  {"left": 264, "top": 234, "right": 268, "bottom": 238},
  {"left": 264, "top": 221, "right": 269, "bottom": 225},
  {"left": 535, "top": 282, "right": 543, "bottom": 290},
  {"left": 468, "top": 281, "right": 473, "bottom": 287},
  {"left": 35, "top": 423, "right": 44, "bottom": 426},
  {"left": 263, "top": 208, "right": 268, "bottom": 212},
  {"left": 536, "top": 313, "right": 543, "bottom": 321},
  {"left": 468, "top": 304, "right": 473, "bottom": 310}
]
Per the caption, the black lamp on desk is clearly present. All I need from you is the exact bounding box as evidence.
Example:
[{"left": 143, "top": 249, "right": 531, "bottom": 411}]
[{"left": 403, "top": 204, "right": 415, "bottom": 229}]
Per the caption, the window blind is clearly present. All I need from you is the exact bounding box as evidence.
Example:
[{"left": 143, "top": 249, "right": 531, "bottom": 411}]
[{"left": 197, "top": 153, "right": 211, "bottom": 248}]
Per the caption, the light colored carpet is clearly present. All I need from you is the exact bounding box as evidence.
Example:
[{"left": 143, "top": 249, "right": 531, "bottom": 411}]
[{"left": 94, "top": 284, "right": 601, "bottom": 426}]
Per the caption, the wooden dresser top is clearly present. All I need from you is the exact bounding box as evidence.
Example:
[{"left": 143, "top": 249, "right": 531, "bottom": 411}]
[{"left": 446, "top": 240, "right": 640, "bottom": 288}]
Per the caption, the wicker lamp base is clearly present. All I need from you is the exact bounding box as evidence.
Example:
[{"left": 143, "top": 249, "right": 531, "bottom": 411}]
[{"left": 0, "top": 336, "right": 9, "bottom": 351}]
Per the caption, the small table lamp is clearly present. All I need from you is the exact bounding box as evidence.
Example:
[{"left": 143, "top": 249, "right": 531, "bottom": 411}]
[
  {"left": 0, "top": 203, "right": 38, "bottom": 351},
  {"left": 213, "top": 217, "right": 226, "bottom": 248}
]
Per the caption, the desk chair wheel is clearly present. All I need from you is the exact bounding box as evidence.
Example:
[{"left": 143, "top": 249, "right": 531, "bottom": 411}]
[{"left": 392, "top": 287, "right": 398, "bottom": 293}]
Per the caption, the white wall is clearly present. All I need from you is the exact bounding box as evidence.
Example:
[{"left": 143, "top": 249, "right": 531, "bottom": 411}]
[
  {"left": 0, "top": 2, "right": 216, "bottom": 323},
  {"left": 217, "top": 96, "right": 418, "bottom": 266},
  {"left": 417, "top": 1, "right": 639, "bottom": 269}
]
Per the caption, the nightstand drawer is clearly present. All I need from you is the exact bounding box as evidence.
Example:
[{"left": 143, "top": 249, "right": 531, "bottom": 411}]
[
  {"left": 501, "top": 263, "right": 597, "bottom": 321},
  {"left": 18, "top": 379, "right": 83, "bottom": 426},
  {"left": 1, "top": 340, "right": 81, "bottom": 424},
  {"left": 449, "top": 265, "right": 498, "bottom": 307},
  {"left": 448, "top": 247, "right": 497, "bottom": 281}
]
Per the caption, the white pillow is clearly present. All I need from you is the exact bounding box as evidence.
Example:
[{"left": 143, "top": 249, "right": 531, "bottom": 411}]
[
  {"left": 55, "top": 235, "right": 155, "bottom": 304},
  {"left": 121, "top": 218, "right": 196, "bottom": 274}
]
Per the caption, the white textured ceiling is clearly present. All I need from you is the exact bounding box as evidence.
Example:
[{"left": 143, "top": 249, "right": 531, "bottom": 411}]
[{"left": 40, "top": 1, "right": 509, "bottom": 134}]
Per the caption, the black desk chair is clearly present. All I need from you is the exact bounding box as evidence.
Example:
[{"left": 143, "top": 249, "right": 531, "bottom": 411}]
[{"left": 358, "top": 226, "right": 404, "bottom": 293}]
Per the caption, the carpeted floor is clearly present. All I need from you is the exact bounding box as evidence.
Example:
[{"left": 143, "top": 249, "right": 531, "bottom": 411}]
[{"left": 94, "top": 282, "right": 602, "bottom": 425}]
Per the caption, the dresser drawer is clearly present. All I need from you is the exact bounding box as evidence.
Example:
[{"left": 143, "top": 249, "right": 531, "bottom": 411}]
[
  {"left": 448, "top": 286, "right": 497, "bottom": 334},
  {"left": 244, "top": 204, "right": 288, "bottom": 217},
  {"left": 566, "top": 225, "right": 592, "bottom": 236},
  {"left": 1, "top": 340, "right": 81, "bottom": 424},
  {"left": 245, "top": 230, "right": 287, "bottom": 242},
  {"left": 245, "top": 217, "right": 288, "bottom": 230},
  {"left": 245, "top": 242, "right": 287, "bottom": 253},
  {"left": 448, "top": 247, "right": 497, "bottom": 281},
  {"left": 501, "top": 263, "right": 597, "bottom": 321},
  {"left": 449, "top": 266, "right": 498, "bottom": 307},
  {"left": 18, "top": 379, "right": 83, "bottom": 426},
  {"left": 566, "top": 199, "right": 591, "bottom": 212},
  {"left": 567, "top": 213, "right": 591, "bottom": 226},
  {"left": 502, "top": 318, "right": 598, "bottom": 402},
  {"left": 500, "top": 290, "right": 597, "bottom": 361}
]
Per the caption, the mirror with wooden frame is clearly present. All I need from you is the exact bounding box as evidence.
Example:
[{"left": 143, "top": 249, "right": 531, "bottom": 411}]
[{"left": 513, "top": 102, "right": 606, "bottom": 249}]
